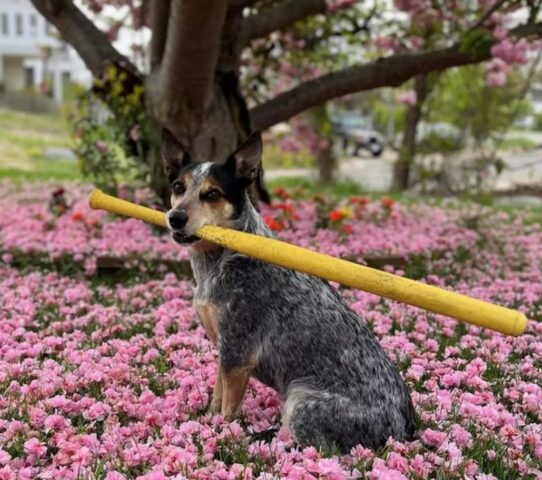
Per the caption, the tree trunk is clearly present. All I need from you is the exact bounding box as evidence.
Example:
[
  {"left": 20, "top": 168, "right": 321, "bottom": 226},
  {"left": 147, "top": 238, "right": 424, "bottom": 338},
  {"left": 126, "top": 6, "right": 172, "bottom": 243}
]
[
  {"left": 146, "top": 71, "right": 267, "bottom": 206},
  {"left": 309, "top": 103, "right": 336, "bottom": 184},
  {"left": 149, "top": 149, "right": 171, "bottom": 207},
  {"left": 394, "top": 74, "right": 429, "bottom": 190},
  {"left": 317, "top": 139, "right": 336, "bottom": 184}
]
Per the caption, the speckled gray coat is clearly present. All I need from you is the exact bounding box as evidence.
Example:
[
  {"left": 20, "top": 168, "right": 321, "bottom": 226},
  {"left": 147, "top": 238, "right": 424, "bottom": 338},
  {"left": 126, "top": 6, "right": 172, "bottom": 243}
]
[{"left": 190, "top": 198, "right": 417, "bottom": 452}]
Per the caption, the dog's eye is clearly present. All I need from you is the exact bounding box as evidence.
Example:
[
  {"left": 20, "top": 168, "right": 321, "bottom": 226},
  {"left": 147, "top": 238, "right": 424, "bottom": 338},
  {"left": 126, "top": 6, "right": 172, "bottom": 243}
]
[
  {"left": 201, "top": 189, "right": 222, "bottom": 202},
  {"left": 172, "top": 181, "right": 185, "bottom": 196}
]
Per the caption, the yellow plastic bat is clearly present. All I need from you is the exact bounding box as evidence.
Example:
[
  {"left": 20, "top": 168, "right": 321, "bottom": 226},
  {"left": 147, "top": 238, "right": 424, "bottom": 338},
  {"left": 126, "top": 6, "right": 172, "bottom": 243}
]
[{"left": 89, "top": 189, "right": 527, "bottom": 337}]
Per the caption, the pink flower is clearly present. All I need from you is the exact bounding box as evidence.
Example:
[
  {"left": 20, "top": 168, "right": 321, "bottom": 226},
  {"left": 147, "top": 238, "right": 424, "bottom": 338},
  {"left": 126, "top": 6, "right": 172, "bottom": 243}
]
[
  {"left": 129, "top": 125, "right": 140, "bottom": 142},
  {"left": 24, "top": 438, "right": 47, "bottom": 457},
  {"left": 105, "top": 473, "right": 126, "bottom": 480},
  {"left": 421, "top": 429, "right": 447, "bottom": 447},
  {"left": 0, "top": 466, "right": 16, "bottom": 480},
  {"left": 43, "top": 414, "right": 69, "bottom": 431},
  {"left": 373, "top": 36, "right": 399, "bottom": 50},
  {"left": 95, "top": 140, "right": 109, "bottom": 153},
  {"left": 368, "top": 459, "right": 408, "bottom": 480},
  {"left": 397, "top": 90, "right": 417, "bottom": 105},
  {"left": 487, "top": 71, "right": 507, "bottom": 87},
  {"left": 83, "top": 402, "right": 111, "bottom": 421},
  {"left": 137, "top": 472, "right": 167, "bottom": 480},
  {"left": 0, "top": 450, "right": 10, "bottom": 466},
  {"left": 326, "top": 0, "right": 355, "bottom": 13}
]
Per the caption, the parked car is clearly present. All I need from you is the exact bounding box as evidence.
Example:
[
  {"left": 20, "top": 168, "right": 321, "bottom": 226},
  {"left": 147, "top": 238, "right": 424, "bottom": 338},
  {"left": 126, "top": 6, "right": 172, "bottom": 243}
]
[
  {"left": 332, "top": 114, "right": 385, "bottom": 157},
  {"left": 416, "top": 122, "right": 462, "bottom": 144}
]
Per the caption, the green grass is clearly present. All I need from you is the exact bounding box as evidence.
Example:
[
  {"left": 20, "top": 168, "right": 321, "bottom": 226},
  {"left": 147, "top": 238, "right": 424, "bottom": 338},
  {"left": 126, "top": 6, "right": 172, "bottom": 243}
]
[
  {"left": 498, "top": 135, "right": 538, "bottom": 152},
  {"left": 267, "top": 176, "right": 368, "bottom": 198},
  {"left": 0, "top": 107, "right": 81, "bottom": 182},
  {"left": 263, "top": 143, "right": 315, "bottom": 169}
]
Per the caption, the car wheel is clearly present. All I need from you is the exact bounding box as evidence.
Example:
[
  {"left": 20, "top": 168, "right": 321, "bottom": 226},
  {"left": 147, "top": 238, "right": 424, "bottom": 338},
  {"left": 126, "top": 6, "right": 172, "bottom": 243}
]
[{"left": 368, "top": 140, "right": 383, "bottom": 157}]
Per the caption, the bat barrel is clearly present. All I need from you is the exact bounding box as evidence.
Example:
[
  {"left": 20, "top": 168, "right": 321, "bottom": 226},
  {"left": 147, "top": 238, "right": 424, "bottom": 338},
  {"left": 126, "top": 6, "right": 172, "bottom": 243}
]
[{"left": 88, "top": 189, "right": 167, "bottom": 228}]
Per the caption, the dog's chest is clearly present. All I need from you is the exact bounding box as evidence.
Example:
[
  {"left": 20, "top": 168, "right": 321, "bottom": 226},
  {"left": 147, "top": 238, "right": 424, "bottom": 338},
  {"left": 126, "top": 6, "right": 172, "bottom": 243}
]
[
  {"left": 194, "top": 302, "right": 221, "bottom": 345},
  {"left": 190, "top": 255, "right": 227, "bottom": 345}
]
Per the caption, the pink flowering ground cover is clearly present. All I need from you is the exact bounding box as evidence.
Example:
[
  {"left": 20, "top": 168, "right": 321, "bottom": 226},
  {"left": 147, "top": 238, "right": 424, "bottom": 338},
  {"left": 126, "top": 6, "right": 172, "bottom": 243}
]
[{"left": 1, "top": 183, "right": 542, "bottom": 479}]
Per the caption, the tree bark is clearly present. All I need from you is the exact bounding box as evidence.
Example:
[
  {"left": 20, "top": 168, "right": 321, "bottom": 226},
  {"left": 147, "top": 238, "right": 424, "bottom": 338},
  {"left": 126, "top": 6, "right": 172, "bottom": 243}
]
[
  {"left": 317, "top": 141, "right": 336, "bottom": 184},
  {"left": 147, "top": 0, "right": 228, "bottom": 142},
  {"left": 394, "top": 74, "right": 429, "bottom": 190},
  {"left": 150, "top": 0, "right": 171, "bottom": 70},
  {"left": 241, "top": 0, "right": 327, "bottom": 43}
]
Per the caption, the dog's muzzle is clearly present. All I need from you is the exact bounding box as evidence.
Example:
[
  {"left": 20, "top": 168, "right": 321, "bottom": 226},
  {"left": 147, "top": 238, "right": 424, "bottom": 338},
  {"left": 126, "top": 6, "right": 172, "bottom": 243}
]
[{"left": 167, "top": 209, "right": 199, "bottom": 245}]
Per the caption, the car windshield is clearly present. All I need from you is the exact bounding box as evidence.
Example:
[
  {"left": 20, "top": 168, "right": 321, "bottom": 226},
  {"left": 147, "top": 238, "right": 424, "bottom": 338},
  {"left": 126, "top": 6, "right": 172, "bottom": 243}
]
[{"left": 336, "top": 116, "right": 369, "bottom": 129}]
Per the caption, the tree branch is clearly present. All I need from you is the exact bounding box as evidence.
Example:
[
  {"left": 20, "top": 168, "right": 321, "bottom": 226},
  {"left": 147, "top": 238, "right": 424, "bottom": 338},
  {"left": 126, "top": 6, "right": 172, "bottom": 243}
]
[
  {"left": 466, "top": 0, "right": 510, "bottom": 33},
  {"left": 241, "top": 0, "right": 326, "bottom": 42},
  {"left": 250, "top": 22, "right": 542, "bottom": 130},
  {"left": 150, "top": 0, "right": 171, "bottom": 70},
  {"left": 30, "top": 0, "right": 138, "bottom": 78},
  {"left": 228, "top": 0, "right": 259, "bottom": 11},
  {"left": 152, "top": 0, "right": 227, "bottom": 128}
]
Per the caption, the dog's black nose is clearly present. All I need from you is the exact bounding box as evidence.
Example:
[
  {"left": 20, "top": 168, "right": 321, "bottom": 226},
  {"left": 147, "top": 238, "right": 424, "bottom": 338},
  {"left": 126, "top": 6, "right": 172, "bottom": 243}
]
[{"left": 168, "top": 210, "right": 189, "bottom": 230}]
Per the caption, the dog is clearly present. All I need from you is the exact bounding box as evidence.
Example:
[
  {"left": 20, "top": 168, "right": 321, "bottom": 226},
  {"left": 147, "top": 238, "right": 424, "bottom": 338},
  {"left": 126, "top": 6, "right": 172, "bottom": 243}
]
[{"left": 163, "top": 131, "right": 416, "bottom": 452}]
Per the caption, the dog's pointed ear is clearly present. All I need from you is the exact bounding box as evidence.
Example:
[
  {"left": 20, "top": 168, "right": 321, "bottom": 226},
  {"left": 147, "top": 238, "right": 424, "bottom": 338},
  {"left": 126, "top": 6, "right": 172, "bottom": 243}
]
[
  {"left": 227, "top": 132, "right": 262, "bottom": 183},
  {"left": 161, "top": 129, "right": 191, "bottom": 182}
]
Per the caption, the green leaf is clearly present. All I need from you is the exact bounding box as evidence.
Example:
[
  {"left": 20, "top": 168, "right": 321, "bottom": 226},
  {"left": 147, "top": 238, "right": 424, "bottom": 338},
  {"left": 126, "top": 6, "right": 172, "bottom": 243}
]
[{"left": 459, "top": 28, "right": 494, "bottom": 59}]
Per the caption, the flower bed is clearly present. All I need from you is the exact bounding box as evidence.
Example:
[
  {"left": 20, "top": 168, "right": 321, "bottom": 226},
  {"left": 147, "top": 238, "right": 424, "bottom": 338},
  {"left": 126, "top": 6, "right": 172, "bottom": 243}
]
[
  {"left": 0, "top": 184, "right": 478, "bottom": 275},
  {"left": 0, "top": 183, "right": 541, "bottom": 479}
]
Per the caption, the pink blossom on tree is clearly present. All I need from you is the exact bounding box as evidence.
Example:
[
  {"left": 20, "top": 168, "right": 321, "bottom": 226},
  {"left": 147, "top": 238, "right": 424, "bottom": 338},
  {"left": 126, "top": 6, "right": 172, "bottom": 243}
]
[{"left": 397, "top": 90, "right": 418, "bottom": 105}]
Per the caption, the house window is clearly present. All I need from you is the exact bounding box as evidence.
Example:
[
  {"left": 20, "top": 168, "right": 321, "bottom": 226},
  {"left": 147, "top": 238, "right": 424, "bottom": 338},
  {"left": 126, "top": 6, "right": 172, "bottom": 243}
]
[
  {"left": 1, "top": 13, "right": 8, "bottom": 35},
  {"left": 15, "top": 14, "right": 23, "bottom": 35},
  {"left": 25, "top": 67, "right": 35, "bottom": 88},
  {"left": 29, "top": 14, "right": 37, "bottom": 36}
]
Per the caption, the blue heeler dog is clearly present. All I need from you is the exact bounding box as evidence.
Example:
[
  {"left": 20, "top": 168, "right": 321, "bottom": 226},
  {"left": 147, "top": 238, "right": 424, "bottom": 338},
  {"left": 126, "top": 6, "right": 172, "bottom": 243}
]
[{"left": 162, "top": 130, "right": 416, "bottom": 452}]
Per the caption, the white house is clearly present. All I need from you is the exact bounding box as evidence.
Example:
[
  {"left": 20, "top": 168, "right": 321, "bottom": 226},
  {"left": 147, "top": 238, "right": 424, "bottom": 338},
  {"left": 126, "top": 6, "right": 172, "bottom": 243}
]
[{"left": 0, "top": 0, "right": 91, "bottom": 103}]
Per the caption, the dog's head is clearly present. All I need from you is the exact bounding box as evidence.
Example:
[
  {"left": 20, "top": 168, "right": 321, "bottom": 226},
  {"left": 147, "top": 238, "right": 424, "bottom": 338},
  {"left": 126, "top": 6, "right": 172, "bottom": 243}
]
[{"left": 162, "top": 130, "right": 262, "bottom": 248}]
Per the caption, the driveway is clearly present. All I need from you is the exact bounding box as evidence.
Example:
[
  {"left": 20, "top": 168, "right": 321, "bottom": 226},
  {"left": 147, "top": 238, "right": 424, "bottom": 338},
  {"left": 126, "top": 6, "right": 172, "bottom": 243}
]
[{"left": 265, "top": 148, "right": 542, "bottom": 192}]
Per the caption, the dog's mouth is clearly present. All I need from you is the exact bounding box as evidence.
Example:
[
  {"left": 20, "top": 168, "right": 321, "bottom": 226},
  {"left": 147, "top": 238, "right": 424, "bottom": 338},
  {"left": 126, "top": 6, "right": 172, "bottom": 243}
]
[{"left": 171, "top": 232, "right": 200, "bottom": 245}]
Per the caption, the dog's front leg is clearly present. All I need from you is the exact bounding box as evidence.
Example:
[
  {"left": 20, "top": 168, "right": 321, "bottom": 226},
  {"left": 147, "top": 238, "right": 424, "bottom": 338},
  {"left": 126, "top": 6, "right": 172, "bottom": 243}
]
[
  {"left": 209, "top": 363, "right": 223, "bottom": 413},
  {"left": 221, "top": 365, "right": 253, "bottom": 421}
]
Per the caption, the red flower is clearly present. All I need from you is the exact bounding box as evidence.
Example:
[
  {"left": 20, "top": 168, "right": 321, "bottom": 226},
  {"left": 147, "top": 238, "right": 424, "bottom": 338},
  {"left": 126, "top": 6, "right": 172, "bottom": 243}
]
[
  {"left": 263, "top": 216, "right": 284, "bottom": 232},
  {"left": 273, "top": 202, "right": 299, "bottom": 220},
  {"left": 381, "top": 197, "right": 395, "bottom": 209},
  {"left": 71, "top": 212, "right": 84, "bottom": 222},
  {"left": 329, "top": 207, "right": 351, "bottom": 222},
  {"left": 342, "top": 224, "right": 354, "bottom": 234},
  {"left": 351, "top": 196, "right": 370, "bottom": 206},
  {"left": 273, "top": 187, "right": 290, "bottom": 200},
  {"left": 329, "top": 209, "right": 345, "bottom": 222}
]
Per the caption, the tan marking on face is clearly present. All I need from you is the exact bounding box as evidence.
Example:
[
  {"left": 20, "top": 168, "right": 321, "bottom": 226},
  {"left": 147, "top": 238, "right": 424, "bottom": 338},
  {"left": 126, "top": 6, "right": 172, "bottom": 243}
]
[
  {"left": 188, "top": 195, "right": 235, "bottom": 252},
  {"left": 195, "top": 302, "right": 221, "bottom": 345},
  {"left": 169, "top": 167, "right": 236, "bottom": 252},
  {"left": 201, "top": 177, "right": 222, "bottom": 191},
  {"left": 170, "top": 173, "right": 193, "bottom": 208}
]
